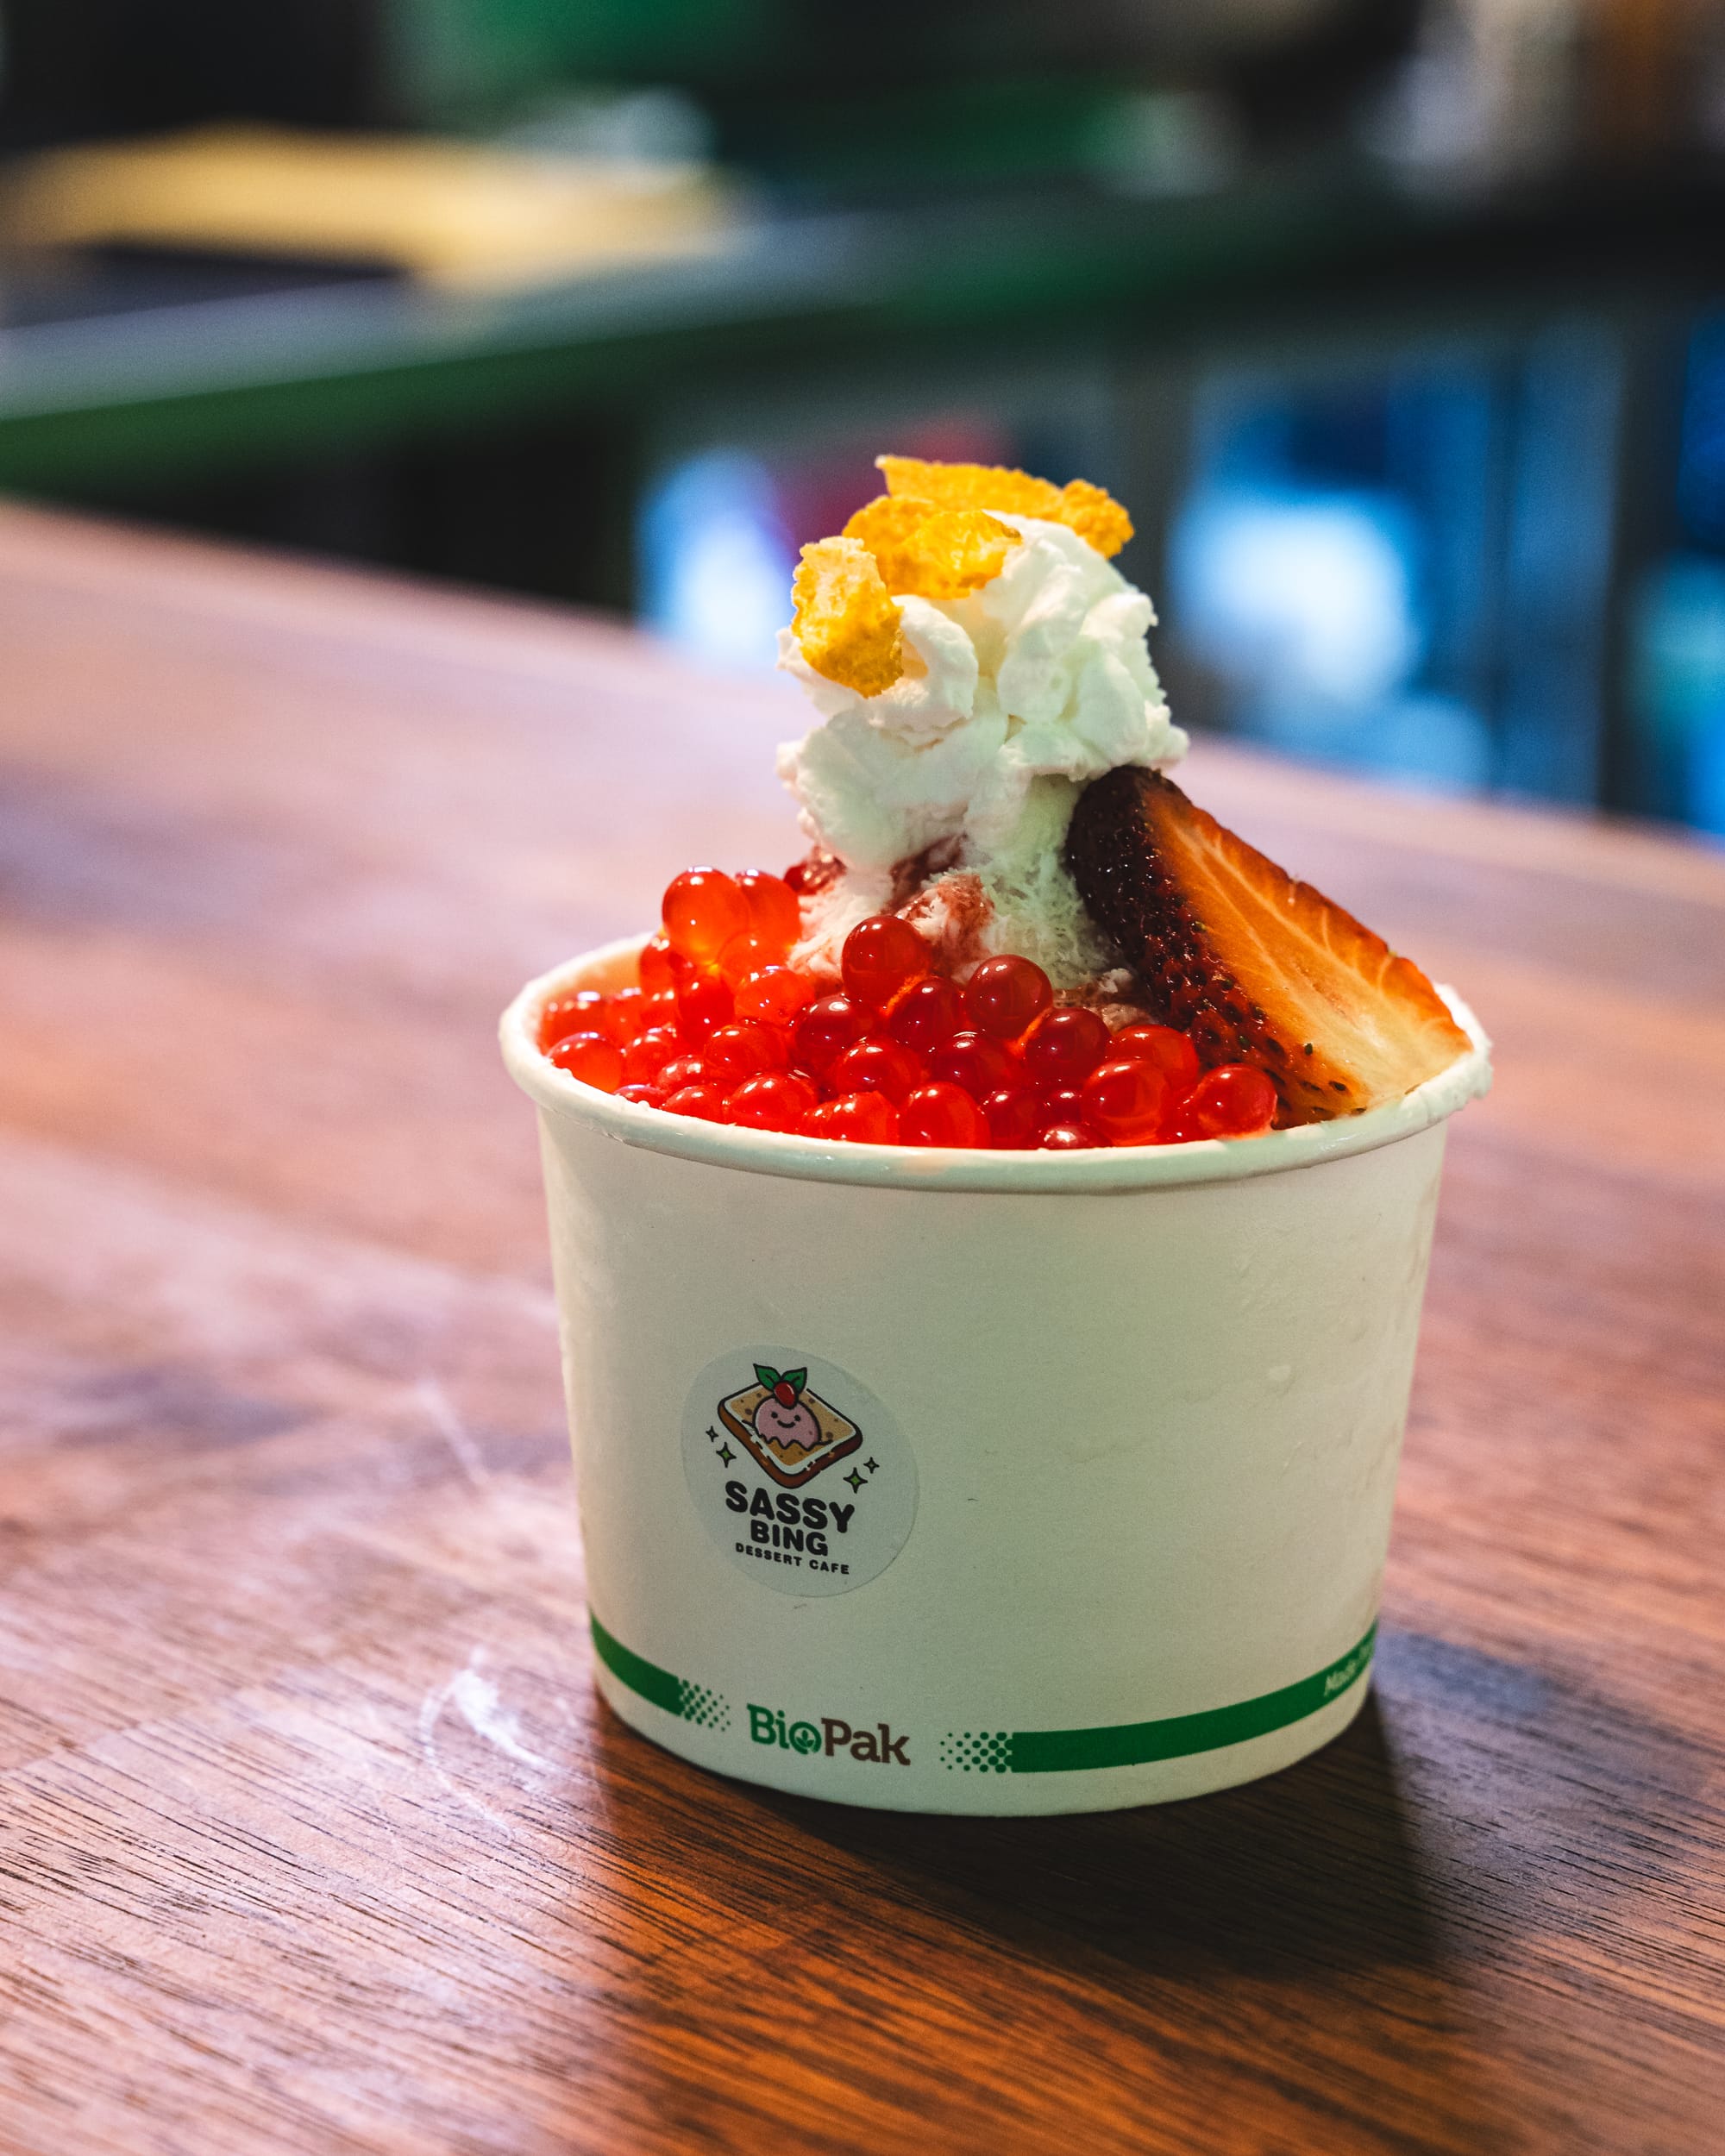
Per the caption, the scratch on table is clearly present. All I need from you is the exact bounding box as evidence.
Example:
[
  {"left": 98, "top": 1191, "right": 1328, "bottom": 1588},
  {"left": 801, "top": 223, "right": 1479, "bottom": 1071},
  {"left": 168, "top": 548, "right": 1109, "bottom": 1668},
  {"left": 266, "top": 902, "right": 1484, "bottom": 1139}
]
[
  {"left": 448, "top": 1652, "right": 553, "bottom": 1771},
  {"left": 414, "top": 1375, "right": 492, "bottom": 1494},
  {"left": 416, "top": 1648, "right": 548, "bottom": 1831}
]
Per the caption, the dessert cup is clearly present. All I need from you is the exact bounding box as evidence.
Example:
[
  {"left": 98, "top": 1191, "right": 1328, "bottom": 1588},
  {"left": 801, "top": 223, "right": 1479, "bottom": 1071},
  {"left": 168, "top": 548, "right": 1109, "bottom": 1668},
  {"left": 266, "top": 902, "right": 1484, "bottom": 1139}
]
[{"left": 503, "top": 935, "right": 1490, "bottom": 1816}]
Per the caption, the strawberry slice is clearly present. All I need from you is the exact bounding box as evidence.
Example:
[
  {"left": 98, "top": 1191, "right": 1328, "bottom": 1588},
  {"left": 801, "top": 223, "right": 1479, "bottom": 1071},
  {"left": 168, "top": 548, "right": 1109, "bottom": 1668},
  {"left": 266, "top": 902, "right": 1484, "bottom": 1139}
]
[{"left": 1067, "top": 768, "right": 1471, "bottom": 1124}]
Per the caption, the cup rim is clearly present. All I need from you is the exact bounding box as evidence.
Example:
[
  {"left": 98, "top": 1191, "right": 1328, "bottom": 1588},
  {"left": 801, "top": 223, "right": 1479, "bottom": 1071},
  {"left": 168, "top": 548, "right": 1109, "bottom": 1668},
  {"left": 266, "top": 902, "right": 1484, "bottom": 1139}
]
[{"left": 501, "top": 935, "right": 1492, "bottom": 1195}]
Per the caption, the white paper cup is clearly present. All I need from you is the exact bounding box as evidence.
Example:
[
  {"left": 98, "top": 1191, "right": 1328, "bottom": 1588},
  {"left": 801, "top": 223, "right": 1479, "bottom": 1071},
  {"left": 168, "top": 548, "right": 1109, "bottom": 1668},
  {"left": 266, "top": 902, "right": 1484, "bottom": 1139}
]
[{"left": 503, "top": 937, "right": 1490, "bottom": 1815}]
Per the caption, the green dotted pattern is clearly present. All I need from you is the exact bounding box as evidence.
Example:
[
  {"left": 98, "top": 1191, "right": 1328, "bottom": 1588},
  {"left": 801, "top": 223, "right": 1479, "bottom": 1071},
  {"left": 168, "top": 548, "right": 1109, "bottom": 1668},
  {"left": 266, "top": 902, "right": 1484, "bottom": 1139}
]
[
  {"left": 940, "top": 1625, "right": 1377, "bottom": 1774},
  {"left": 939, "top": 1732, "right": 1013, "bottom": 1775},
  {"left": 676, "top": 1680, "right": 731, "bottom": 1733}
]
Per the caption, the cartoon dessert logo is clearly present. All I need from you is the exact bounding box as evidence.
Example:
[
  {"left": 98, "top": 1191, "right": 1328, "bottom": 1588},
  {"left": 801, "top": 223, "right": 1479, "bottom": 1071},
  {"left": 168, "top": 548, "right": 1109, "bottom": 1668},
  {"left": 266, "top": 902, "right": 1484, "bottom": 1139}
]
[
  {"left": 681, "top": 1347, "right": 919, "bottom": 1600},
  {"left": 718, "top": 1363, "right": 862, "bottom": 1489}
]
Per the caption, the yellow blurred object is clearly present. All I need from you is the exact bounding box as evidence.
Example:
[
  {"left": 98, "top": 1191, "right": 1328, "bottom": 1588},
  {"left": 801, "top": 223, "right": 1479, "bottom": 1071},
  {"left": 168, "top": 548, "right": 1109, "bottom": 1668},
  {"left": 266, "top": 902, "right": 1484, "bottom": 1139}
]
[{"left": 0, "top": 126, "right": 739, "bottom": 291}]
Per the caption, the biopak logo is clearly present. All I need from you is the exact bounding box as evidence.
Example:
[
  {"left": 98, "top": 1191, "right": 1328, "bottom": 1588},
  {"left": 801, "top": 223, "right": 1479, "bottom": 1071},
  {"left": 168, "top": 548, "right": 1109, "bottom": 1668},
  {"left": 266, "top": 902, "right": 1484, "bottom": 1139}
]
[{"left": 749, "top": 1703, "right": 910, "bottom": 1767}]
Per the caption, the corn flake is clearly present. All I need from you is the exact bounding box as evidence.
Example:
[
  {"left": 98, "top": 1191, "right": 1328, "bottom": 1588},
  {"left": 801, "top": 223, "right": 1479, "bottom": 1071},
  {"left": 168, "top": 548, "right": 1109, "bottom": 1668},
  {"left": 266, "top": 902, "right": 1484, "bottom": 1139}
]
[
  {"left": 791, "top": 537, "right": 903, "bottom": 698},
  {"left": 900, "top": 508, "right": 1016, "bottom": 599},
  {"left": 875, "top": 454, "right": 1132, "bottom": 558},
  {"left": 842, "top": 493, "right": 937, "bottom": 594},
  {"left": 842, "top": 492, "right": 1017, "bottom": 599},
  {"left": 877, "top": 455, "right": 1057, "bottom": 519},
  {"left": 1056, "top": 478, "right": 1133, "bottom": 559}
]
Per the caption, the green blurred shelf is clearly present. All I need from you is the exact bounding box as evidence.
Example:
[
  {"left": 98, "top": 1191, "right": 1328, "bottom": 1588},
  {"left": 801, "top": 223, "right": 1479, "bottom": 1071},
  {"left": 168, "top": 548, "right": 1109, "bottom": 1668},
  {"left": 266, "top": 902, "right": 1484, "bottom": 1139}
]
[{"left": 0, "top": 181, "right": 1395, "bottom": 494}]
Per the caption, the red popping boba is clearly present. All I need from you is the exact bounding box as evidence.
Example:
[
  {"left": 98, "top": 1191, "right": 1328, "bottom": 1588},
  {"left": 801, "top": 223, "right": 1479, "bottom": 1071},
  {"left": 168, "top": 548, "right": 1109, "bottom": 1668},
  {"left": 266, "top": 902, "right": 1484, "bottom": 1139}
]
[
  {"left": 727, "top": 1070, "right": 819, "bottom": 1132},
  {"left": 885, "top": 975, "right": 965, "bottom": 1056},
  {"left": 735, "top": 868, "right": 802, "bottom": 951},
  {"left": 662, "top": 868, "right": 750, "bottom": 965},
  {"left": 1021, "top": 1006, "right": 1111, "bottom": 1089},
  {"left": 827, "top": 1035, "right": 925, "bottom": 1106},
  {"left": 1081, "top": 1056, "right": 1171, "bottom": 1145},
  {"left": 805, "top": 1090, "right": 900, "bottom": 1144},
  {"left": 900, "top": 1081, "right": 990, "bottom": 1150},
  {"left": 963, "top": 954, "right": 1053, "bottom": 1041},
  {"left": 841, "top": 914, "right": 930, "bottom": 1011},
  {"left": 535, "top": 860, "right": 1287, "bottom": 1153}
]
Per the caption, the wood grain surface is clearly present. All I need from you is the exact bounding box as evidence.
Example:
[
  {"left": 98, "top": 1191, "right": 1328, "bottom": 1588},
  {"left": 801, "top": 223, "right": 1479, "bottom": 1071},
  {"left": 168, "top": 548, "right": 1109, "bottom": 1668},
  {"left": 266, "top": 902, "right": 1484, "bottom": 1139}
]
[{"left": 1, "top": 504, "right": 1722, "bottom": 2156}]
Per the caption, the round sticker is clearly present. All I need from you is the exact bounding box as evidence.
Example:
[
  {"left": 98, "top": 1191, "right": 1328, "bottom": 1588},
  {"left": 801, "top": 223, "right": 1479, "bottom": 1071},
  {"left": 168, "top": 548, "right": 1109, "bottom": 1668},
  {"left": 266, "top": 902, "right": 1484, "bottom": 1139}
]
[{"left": 681, "top": 1347, "right": 919, "bottom": 1597}]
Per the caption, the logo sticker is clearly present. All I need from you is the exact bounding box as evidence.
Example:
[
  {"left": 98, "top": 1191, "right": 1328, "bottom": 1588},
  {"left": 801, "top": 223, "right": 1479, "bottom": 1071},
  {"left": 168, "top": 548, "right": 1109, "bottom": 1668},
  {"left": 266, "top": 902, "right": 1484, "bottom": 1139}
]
[{"left": 681, "top": 1348, "right": 918, "bottom": 1597}]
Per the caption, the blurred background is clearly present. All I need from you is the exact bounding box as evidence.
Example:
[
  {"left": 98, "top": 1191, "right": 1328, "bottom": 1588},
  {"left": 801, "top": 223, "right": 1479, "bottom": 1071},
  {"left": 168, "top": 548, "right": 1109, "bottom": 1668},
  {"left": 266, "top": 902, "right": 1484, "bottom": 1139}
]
[{"left": 3, "top": 0, "right": 1725, "bottom": 834}]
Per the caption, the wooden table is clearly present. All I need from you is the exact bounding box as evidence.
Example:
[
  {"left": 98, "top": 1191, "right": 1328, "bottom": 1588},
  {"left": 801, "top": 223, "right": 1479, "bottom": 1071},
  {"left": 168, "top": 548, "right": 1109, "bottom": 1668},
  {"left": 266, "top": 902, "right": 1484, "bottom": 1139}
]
[{"left": 2, "top": 505, "right": 1722, "bottom": 2156}]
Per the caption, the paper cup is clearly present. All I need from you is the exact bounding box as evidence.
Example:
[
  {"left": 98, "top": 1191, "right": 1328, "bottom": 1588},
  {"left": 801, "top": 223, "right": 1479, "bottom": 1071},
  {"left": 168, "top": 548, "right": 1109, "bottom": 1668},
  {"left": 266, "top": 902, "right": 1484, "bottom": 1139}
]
[{"left": 503, "top": 938, "right": 1490, "bottom": 1815}]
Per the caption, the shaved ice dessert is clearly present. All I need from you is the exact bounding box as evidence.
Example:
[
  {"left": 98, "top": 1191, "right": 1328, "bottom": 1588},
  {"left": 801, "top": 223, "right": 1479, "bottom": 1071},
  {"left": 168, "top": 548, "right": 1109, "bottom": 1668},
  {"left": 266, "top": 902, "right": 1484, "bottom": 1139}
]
[
  {"left": 501, "top": 453, "right": 1493, "bottom": 1818},
  {"left": 535, "top": 454, "right": 1477, "bottom": 1150}
]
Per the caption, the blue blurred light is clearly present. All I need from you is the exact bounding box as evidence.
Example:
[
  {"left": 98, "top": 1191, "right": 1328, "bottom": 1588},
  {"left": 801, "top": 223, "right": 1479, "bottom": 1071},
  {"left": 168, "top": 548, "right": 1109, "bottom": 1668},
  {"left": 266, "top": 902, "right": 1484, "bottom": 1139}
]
[
  {"left": 1690, "top": 725, "right": 1725, "bottom": 840},
  {"left": 637, "top": 449, "right": 793, "bottom": 670},
  {"left": 1170, "top": 484, "right": 1423, "bottom": 708},
  {"left": 1631, "top": 553, "right": 1725, "bottom": 836},
  {"left": 1678, "top": 316, "right": 1725, "bottom": 550},
  {"left": 1168, "top": 479, "right": 1489, "bottom": 788}
]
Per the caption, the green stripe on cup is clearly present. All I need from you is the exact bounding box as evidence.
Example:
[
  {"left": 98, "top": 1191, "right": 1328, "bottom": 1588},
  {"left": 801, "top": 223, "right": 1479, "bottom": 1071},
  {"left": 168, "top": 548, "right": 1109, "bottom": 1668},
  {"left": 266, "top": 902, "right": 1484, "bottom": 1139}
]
[
  {"left": 942, "top": 1624, "right": 1377, "bottom": 1775},
  {"left": 590, "top": 1610, "right": 1372, "bottom": 1772},
  {"left": 589, "top": 1613, "right": 731, "bottom": 1733}
]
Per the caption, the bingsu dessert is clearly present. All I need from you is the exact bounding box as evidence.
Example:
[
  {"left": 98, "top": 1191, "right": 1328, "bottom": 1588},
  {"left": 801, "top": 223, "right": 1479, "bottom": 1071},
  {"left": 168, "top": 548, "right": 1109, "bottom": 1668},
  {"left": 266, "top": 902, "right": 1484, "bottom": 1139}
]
[{"left": 536, "top": 455, "right": 1474, "bottom": 1149}]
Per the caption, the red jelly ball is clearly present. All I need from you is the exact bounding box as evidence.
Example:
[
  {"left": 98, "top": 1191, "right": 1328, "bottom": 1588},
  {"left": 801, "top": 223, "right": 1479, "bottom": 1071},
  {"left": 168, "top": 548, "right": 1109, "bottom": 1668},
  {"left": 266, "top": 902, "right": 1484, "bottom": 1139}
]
[
  {"left": 794, "top": 993, "right": 871, "bottom": 1075},
  {"left": 1082, "top": 1057, "right": 1173, "bottom": 1146},
  {"left": 982, "top": 1085, "right": 1041, "bottom": 1149},
  {"left": 638, "top": 936, "right": 679, "bottom": 993},
  {"left": 663, "top": 1082, "right": 730, "bottom": 1121},
  {"left": 1159, "top": 1113, "right": 1204, "bottom": 1146},
  {"left": 842, "top": 914, "right": 930, "bottom": 1011},
  {"left": 1040, "top": 1124, "right": 1099, "bottom": 1150},
  {"left": 538, "top": 990, "right": 606, "bottom": 1050},
  {"left": 716, "top": 931, "right": 781, "bottom": 988},
  {"left": 727, "top": 1070, "right": 819, "bottom": 1132},
  {"left": 964, "top": 954, "right": 1053, "bottom": 1040},
  {"left": 616, "top": 1081, "right": 661, "bottom": 1106},
  {"left": 1111, "top": 1024, "right": 1201, "bottom": 1093},
  {"left": 736, "top": 869, "right": 802, "bottom": 955},
  {"left": 900, "top": 1081, "right": 989, "bottom": 1149},
  {"left": 656, "top": 1053, "right": 708, "bottom": 1094},
  {"left": 622, "top": 1026, "right": 681, "bottom": 1085},
  {"left": 1022, "top": 1006, "right": 1111, "bottom": 1088},
  {"left": 783, "top": 853, "right": 841, "bottom": 895},
  {"left": 818, "top": 1090, "right": 900, "bottom": 1144},
  {"left": 546, "top": 1031, "right": 624, "bottom": 1093},
  {"left": 641, "top": 987, "right": 680, "bottom": 1031},
  {"left": 735, "top": 965, "right": 816, "bottom": 1027},
  {"left": 828, "top": 1036, "right": 925, "bottom": 1107},
  {"left": 928, "top": 1030, "right": 1017, "bottom": 1099},
  {"left": 702, "top": 1022, "right": 789, "bottom": 1087},
  {"left": 1188, "top": 1063, "right": 1278, "bottom": 1138},
  {"left": 662, "top": 868, "right": 750, "bottom": 964},
  {"left": 886, "top": 975, "right": 965, "bottom": 1055},
  {"left": 674, "top": 969, "right": 733, "bottom": 1042},
  {"left": 600, "top": 987, "right": 649, "bottom": 1044},
  {"left": 1036, "top": 1086, "right": 1087, "bottom": 1129}
]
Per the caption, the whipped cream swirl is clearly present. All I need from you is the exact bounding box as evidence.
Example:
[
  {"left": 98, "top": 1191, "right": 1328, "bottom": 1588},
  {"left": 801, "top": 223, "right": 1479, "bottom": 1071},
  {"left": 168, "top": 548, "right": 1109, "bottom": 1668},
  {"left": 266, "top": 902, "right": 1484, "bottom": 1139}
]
[{"left": 776, "top": 513, "right": 1188, "bottom": 984}]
